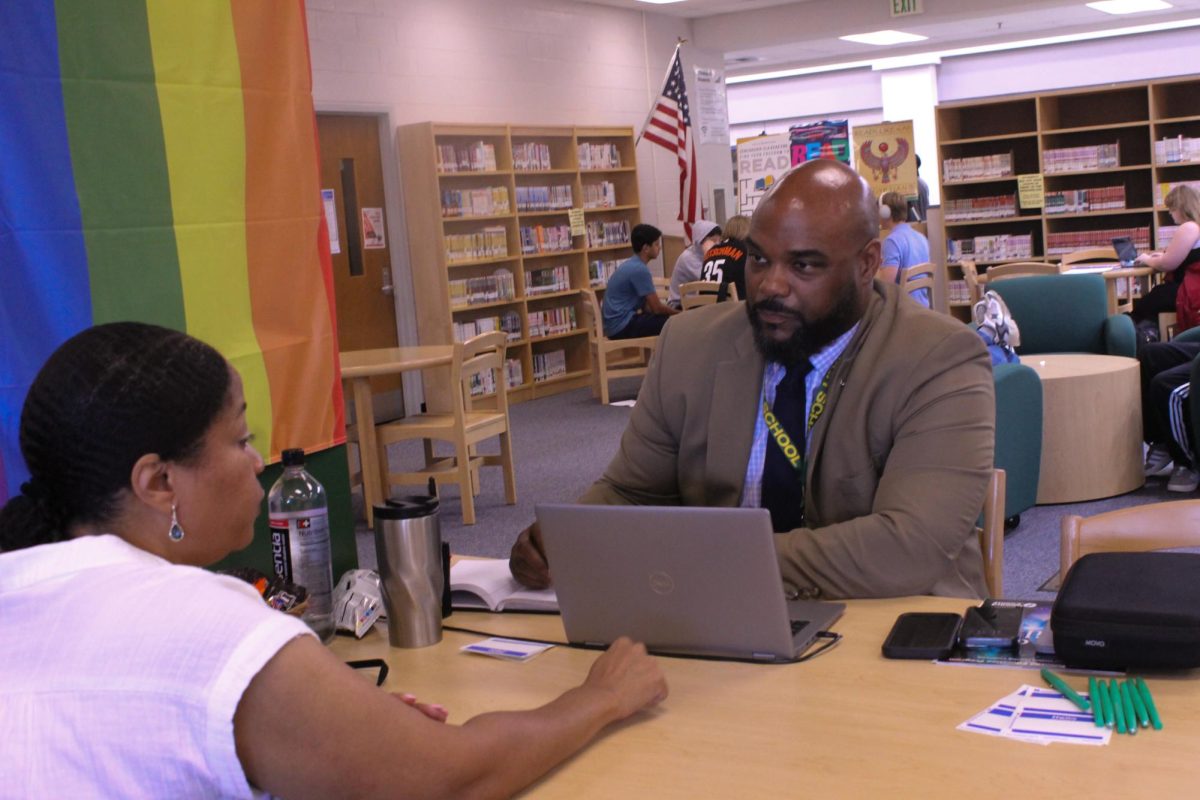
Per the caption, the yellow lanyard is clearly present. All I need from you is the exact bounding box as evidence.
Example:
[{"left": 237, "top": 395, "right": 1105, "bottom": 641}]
[{"left": 761, "top": 364, "right": 836, "bottom": 476}]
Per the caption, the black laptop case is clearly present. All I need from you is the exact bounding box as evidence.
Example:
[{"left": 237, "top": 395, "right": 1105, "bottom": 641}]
[{"left": 1052, "top": 552, "right": 1200, "bottom": 669}]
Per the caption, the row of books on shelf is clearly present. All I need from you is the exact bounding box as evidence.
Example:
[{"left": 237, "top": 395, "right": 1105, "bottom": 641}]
[
  {"left": 943, "top": 153, "right": 1013, "bottom": 182},
  {"left": 442, "top": 186, "right": 509, "bottom": 218},
  {"left": 1044, "top": 186, "right": 1126, "bottom": 215},
  {"left": 1155, "top": 180, "right": 1200, "bottom": 206},
  {"left": 528, "top": 306, "right": 578, "bottom": 338},
  {"left": 578, "top": 142, "right": 622, "bottom": 170},
  {"left": 1043, "top": 143, "right": 1119, "bottom": 174},
  {"left": 1155, "top": 136, "right": 1200, "bottom": 165},
  {"left": 515, "top": 185, "right": 573, "bottom": 212},
  {"left": 947, "top": 279, "right": 971, "bottom": 305},
  {"left": 526, "top": 265, "right": 572, "bottom": 295},
  {"left": 589, "top": 257, "right": 623, "bottom": 286},
  {"left": 582, "top": 181, "right": 617, "bottom": 209},
  {"left": 437, "top": 141, "right": 497, "bottom": 173},
  {"left": 520, "top": 224, "right": 574, "bottom": 254},
  {"left": 532, "top": 349, "right": 568, "bottom": 383},
  {"left": 947, "top": 233, "right": 1033, "bottom": 263},
  {"left": 586, "top": 220, "right": 630, "bottom": 249},
  {"left": 445, "top": 226, "right": 508, "bottom": 263},
  {"left": 1045, "top": 227, "right": 1151, "bottom": 255},
  {"left": 452, "top": 311, "right": 522, "bottom": 344},
  {"left": 944, "top": 194, "right": 1017, "bottom": 221},
  {"left": 467, "top": 358, "right": 524, "bottom": 396},
  {"left": 449, "top": 270, "right": 516, "bottom": 307},
  {"left": 512, "top": 142, "right": 553, "bottom": 171}
]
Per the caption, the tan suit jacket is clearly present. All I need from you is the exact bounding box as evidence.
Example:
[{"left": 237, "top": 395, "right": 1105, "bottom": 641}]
[{"left": 580, "top": 281, "right": 995, "bottom": 599}]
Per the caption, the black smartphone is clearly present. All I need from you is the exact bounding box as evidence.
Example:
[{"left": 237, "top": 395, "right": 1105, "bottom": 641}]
[
  {"left": 881, "top": 612, "right": 963, "bottom": 659},
  {"left": 959, "top": 604, "right": 1023, "bottom": 649}
]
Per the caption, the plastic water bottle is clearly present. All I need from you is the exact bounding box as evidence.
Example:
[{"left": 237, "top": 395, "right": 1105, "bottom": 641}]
[{"left": 268, "top": 449, "right": 335, "bottom": 642}]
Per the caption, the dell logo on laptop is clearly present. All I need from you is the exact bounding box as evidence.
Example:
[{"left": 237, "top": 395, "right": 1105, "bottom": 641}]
[{"left": 648, "top": 571, "right": 675, "bottom": 595}]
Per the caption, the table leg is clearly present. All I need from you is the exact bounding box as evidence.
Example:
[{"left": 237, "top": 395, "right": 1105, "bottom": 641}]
[{"left": 351, "top": 377, "right": 381, "bottom": 528}]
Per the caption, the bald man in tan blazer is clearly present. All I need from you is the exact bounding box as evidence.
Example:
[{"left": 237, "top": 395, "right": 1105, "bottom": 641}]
[{"left": 512, "top": 160, "right": 994, "bottom": 600}]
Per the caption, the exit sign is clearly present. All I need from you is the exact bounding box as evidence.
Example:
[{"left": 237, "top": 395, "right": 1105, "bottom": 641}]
[{"left": 891, "top": 0, "right": 923, "bottom": 16}]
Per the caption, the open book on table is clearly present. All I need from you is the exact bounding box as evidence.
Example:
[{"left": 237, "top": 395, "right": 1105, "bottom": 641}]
[{"left": 450, "top": 558, "right": 559, "bottom": 613}]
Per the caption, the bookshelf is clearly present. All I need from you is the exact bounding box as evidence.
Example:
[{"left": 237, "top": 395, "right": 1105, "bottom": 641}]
[
  {"left": 936, "top": 75, "right": 1200, "bottom": 320},
  {"left": 396, "top": 123, "right": 642, "bottom": 405}
]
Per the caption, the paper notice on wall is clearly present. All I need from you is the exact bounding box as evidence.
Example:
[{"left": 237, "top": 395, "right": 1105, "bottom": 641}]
[
  {"left": 1018, "top": 174, "right": 1045, "bottom": 209},
  {"left": 736, "top": 133, "right": 791, "bottom": 214},
  {"left": 568, "top": 207, "right": 586, "bottom": 237},
  {"left": 321, "top": 189, "right": 341, "bottom": 255},
  {"left": 693, "top": 67, "right": 730, "bottom": 146},
  {"left": 361, "top": 207, "right": 385, "bottom": 249}
]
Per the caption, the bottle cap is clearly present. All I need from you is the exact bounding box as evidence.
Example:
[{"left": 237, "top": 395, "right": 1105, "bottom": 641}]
[{"left": 281, "top": 448, "right": 306, "bottom": 467}]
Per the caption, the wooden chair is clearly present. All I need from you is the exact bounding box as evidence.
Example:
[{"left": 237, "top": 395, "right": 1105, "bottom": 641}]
[
  {"left": 959, "top": 261, "right": 983, "bottom": 306},
  {"left": 1061, "top": 246, "right": 1118, "bottom": 267},
  {"left": 1160, "top": 311, "right": 1178, "bottom": 342},
  {"left": 374, "top": 332, "right": 516, "bottom": 525},
  {"left": 652, "top": 276, "right": 671, "bottom": 302},
  {"left": 580, "top": 288, "right": 656, "bottom": 405},
  {"left": 679, "top": 280, "right": 722, "bottom": 309},
  {"left": 724, "top": 282, "right": 740, "bottom": 302},
  {"left": 1060, "top": 500, "right": 1200, "bottom": 580},
  {"left": 900, "top": 262, "right": 935, "bottom": 304},
  {"left": 984, "top": 261, "right": 1061, "bottom": 282},
  {"left": 978, "top": 468, "right": 1006, "bottom": 598}
]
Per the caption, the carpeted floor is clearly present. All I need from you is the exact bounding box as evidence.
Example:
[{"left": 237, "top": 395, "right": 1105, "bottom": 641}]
[{"left": 354, "top": 377, "right": 1179, "bottom": 600}]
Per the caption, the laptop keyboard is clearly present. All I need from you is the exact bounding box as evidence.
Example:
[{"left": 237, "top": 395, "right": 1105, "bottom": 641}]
[{"left": 790, "top": 619, "right": 809, "bottom": 634}]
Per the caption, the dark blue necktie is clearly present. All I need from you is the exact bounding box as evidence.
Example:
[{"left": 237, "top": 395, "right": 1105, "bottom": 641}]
[{"left": 762, "top": 361, "right": 811, "bottom": 533}]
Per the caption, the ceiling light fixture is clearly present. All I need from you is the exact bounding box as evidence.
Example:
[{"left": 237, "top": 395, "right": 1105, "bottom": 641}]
[
  {"left": 1086, "top": 0, "right": 1173, "bottom": 14},
  {"left": 839, "top": 29, "right": 929, "bottom": 46},
  {"left": 728, "top": 15, "right": 1200, "bottom": 84}
]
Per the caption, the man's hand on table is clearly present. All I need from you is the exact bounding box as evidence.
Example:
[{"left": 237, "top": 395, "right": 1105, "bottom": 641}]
[{"left": 509, "top": 522, "right": 551, "bottom": 589}]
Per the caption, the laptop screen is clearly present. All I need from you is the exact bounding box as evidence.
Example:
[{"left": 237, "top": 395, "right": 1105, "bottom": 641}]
[{"left": 1112, "top": 236, "right": 1138, "bottom": 267}]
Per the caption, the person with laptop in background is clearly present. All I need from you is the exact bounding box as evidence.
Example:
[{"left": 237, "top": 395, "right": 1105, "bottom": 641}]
[{"left": 511, "top": 159, "right": 994, "bottom": 601}]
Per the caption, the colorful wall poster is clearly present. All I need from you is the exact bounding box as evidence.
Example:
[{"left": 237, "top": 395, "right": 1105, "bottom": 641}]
[
  {"left": 789, "top": 120, "right": 850, "bottom": 166},
  {"left": 736, "top": 133, "right": 791, "bottom": 214},
  {"left": 852, "top": 120, "right": 918, "bottom": 199}
]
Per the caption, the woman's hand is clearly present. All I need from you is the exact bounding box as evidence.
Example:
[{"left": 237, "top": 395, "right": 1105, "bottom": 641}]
[{"left": 394, "top": 692, "right": 449, "bottom": 723}]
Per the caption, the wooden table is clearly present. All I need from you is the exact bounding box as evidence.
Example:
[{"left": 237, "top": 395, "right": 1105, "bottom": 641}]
[
  {"left": 1062, "top": 264, "right": 1155, "bottom": 315},
  {"left": 1027, "top": 354, "right": 1143, "bottom": 504},
  {"left": 340, "top": 345, "right": 455, "bottom": 526},
  {"left": 331, "top": 596, "right": 1200, "bottom": 798}
]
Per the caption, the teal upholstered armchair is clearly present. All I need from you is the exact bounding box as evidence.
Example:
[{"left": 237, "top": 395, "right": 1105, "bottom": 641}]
[
  {"left": 993, "top": 362, "right": 1042, "bottom": 522},
  {"left": 987, "top": 273, "right": 1136, "bottom": 357}
]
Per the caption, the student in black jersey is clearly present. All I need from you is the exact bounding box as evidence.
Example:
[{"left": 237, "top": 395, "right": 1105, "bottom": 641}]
[{"left": 700, "top": 214, "right": 750, "bottom": 302}]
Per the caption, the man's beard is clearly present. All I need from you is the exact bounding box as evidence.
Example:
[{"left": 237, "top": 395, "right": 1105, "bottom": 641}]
[{"left": 746, "top": 283, "right": 860, "bottom": 365}]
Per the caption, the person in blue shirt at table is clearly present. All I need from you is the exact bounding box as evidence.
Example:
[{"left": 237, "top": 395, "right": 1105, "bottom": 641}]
[
  {"left": 878, "top": 190, "right": 931, "bottom": 307},
  {"left": 602, "top": 223, "right": 679, "bottom": 339}
]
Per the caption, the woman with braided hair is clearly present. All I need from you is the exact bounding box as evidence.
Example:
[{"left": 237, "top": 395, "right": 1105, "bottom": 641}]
[{"left": 0, "top": 322, "right": 666, "bottom": 799}]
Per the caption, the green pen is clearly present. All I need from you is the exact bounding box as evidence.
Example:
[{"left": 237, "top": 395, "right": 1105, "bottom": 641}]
[
  {"left": 1099, "top": 678, "right": 1114, "bottom": 729},
  {"left": 1127, "top": 678, "right": 1150, "bottom": 728},
  {"left": 1118, "top": 681, "right": 1138, "bottom": 736},
  {"left": 1089, "top": 676, "right": 1103, "bottom": 727},
  {"left": 1041, "top": 668, "right": 1090, "bottom": 711},
  {"left": 1135, "top": 677, "right": 1164, "bottom": 730},
  {"left": 1109, "top": 679, "right": 1127, "bottom": 734}
]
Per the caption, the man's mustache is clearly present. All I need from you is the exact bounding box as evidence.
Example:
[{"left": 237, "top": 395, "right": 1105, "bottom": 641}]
[{"left": 751, "top": 299, "right": 802, "bottom": 319}]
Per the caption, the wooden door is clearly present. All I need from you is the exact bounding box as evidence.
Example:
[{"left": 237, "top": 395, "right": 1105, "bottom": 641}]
[{"left": 317, "top": 114, "right": 402, "bottom": 402}]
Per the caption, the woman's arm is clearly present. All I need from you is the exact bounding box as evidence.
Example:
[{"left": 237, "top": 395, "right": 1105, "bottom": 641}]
[
  {"left": 1137, "top": 220, "right": 1200, "bottom": 272},
  {"left": 234, "top": 635, "right": 667, "bottom": 800}
]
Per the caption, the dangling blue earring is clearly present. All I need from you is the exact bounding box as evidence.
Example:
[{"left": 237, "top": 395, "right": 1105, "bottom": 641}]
[{"left": 168, "top": 504, "right": 185, "bottom": 542}]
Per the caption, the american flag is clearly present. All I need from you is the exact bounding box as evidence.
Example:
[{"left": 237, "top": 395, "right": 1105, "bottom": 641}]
[{"left": 639, "top": 47, "right": 701, "bottom": 240}]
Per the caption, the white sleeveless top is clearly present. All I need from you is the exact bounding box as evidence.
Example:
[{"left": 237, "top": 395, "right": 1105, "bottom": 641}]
[{"left": 0, "top": 534, "right": 314, "bottom": 798}]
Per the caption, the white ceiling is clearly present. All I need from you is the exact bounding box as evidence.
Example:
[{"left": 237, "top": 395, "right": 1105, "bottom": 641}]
[{"left": 572, "top": 0, "right": 1200, "bottom": 76}]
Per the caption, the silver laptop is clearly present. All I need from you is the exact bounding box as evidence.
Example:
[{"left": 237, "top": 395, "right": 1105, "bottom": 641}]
[{"left": 535, "top": 504, "right": 845, "bottom": 663}]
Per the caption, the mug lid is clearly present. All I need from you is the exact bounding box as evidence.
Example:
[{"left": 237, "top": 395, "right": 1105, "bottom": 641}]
[{"left": 373, "top": 494, "right": 440, "bottom": 520}]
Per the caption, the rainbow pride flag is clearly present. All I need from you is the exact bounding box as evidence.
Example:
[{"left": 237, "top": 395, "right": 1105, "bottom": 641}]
[{"left": 0, "top": 0, "right": 346, "bottom": 502}]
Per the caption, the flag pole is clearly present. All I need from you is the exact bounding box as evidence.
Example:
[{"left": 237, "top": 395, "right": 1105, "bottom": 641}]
[{"left": 635, "top": 39, "right": 685, "bottom": 146}]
